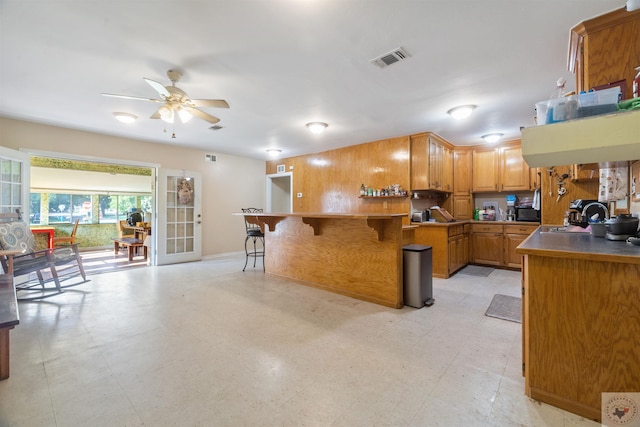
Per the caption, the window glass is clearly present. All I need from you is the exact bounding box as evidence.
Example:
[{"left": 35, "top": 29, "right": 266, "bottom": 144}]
[
  {"left": 48, "top": 193, "right": 71, "bottom": 223},
  {"left": 30, "top": 193, "right": 41, "bottom": 224}
]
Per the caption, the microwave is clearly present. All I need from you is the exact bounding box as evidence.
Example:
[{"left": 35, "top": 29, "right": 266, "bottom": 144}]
[{"left": 515, "top": 207, "right": 540, "bottom": 222}]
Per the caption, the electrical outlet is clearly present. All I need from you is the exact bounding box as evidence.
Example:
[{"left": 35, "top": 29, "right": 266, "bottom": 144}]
[{"left": 297, "top": 193, "right": 303, "bottom": 198}]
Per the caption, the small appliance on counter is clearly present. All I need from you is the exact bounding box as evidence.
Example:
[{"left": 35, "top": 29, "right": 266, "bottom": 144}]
[
  {"left": 411, "top": 210, "right": 430, "bottom": 223},
  {"left": 568, "top": 199, "right": 608, "bottom": 228},
  {"left": 515, "top": 207, "right": 540, "bottom": 222},
  {"left": 604, "top": 214, "right": 639, "bottom": 241}
]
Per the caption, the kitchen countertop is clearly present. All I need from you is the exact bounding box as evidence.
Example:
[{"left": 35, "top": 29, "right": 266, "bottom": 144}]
[
  {"left": 410, "top": 220, "right": 540, "bottom": 226},
  {"left": 516, "top": 226, "right": 640, "bottom": 264}
]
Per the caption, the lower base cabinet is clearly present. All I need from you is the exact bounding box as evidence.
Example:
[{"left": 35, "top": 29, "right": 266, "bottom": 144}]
[
  {"left": 472, "top": 223, "right": 538, "bottom": 268},
  {"left": 414, "top": 224, "right": 469, "bottom": 278}
]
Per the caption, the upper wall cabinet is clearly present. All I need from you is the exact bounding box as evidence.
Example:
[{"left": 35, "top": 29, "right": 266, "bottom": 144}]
[
  {"left": 569, "top": 7, "right": 640, "bottom": 99},
  {"left": 473, "top": 142, "right": 530, "bottom": 192},
  {"left": 411, "top": 133, "right": 454, "bottom": 192}
]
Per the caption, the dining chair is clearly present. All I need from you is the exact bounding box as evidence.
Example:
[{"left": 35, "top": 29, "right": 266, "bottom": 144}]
[{"left": 53, "top": 218, "right": 80, "bottom": 246}]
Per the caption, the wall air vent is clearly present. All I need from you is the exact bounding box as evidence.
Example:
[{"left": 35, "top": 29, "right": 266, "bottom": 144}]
[
  {"left": 205, "top": 153, "right": 217, "bottom": 162},
  {"left": 370, "top": 47, "right": 412, "bottom": 69},
  {"left": 209, "top": 125, "right": 223, "bottom": 131}
]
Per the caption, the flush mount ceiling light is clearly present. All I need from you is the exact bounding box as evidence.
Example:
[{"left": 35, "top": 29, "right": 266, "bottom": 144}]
[
  {"left": 112, "top": 112, "right": 137, "bottom": 123},
  {"left": 266, "top": 148, "right": 282, "bottom": 157},
  {"left": 306, "top": 122, "right": 328, "bottom": 134},
  {"left": 482, "top": 133, "right": 504, "bottom": 143},
  {"left": 447, "top": 105, "right": 476, "bottom": 120}
]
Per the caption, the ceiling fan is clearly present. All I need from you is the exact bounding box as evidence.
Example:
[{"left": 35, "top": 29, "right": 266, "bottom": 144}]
[{"left": 102, "top": 69, "right": 229, "bottom": 125}]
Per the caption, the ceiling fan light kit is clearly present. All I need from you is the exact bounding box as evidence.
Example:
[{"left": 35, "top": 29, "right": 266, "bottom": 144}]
[
  {"left": 102, "top": 69, "right": 229, "bottom": 129},
  {"left": 447, "top": 105, "right": 476, "bottom": 120},
  {"left": 306, "top": 122, "right": 328, "bottom": 134},
  {"left": 113, "top": 112, "right": 137, "bottom": 123}
]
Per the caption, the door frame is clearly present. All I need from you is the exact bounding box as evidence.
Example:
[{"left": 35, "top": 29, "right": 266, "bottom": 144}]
[
  {"left": 265, "top": 172, "right": 293, "bottom": 213},
  {"left": 19, "top": 149, "right": 159, "bottom": 264}
]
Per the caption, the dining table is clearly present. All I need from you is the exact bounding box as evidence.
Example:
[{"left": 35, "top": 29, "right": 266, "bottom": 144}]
[{"left": 29, "top": 226, "right": 55, "bottom": 249}]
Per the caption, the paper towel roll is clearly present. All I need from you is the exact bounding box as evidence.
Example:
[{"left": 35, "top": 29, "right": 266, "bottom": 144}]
[{"left": 627, "top": 0, "right": 640, "bottom": 11}]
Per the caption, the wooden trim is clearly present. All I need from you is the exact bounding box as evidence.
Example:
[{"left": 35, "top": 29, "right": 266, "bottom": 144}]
[
  {"left": 571, "top": 7, "right": 640, "bottom": 35},
  {"left": 529, "top": 387, "right": 600, "bottom": 423}
]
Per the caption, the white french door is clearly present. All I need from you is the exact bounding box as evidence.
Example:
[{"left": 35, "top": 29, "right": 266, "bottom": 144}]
[
  {"left": 156, "top": 168, "right": 202, "bottom": 265},
  {"left": 0, "top": 147, "right": 30, "bottom": 216}
]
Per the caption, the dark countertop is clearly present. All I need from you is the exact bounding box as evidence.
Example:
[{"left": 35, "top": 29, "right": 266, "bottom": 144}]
[
  {"left": 410, "top": 220, "right": 539, "bottom": 226},
  {"left": 516, "top": 226, "right": 640, "bottom": 264}
]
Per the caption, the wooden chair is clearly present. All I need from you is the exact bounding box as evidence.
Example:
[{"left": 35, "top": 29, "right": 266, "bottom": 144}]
[
  {"left": 0, "top": 210, "right": 88, "bottom": 300},
  {"left": 53, "top": 218, "right": 80, "bottom": 246},
  {"left": 116, "top": 220, "right": 135, "bottom": 239}
]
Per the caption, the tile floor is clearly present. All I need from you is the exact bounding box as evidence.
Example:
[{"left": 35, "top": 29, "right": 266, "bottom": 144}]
[{"left": 0, "top": 254, "right": 600, "bottom": 427}]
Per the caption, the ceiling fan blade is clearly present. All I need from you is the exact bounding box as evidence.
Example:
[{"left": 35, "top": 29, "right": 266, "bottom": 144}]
[
  {"left": 190, "top": 99, "right": 230, "bottom": 108},
  {"left": 143, "top": 78, "right": 170, "bottom": 98},
  {"left": 188, "top": 107, "right": 220, "bottom": 124},
  {"left": 101, "top": 93, "right": 163, "bottom": 102}
]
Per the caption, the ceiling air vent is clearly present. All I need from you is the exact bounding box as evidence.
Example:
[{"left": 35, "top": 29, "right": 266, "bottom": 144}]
[{"left": 370, "top": 47, "right": 411, "bottom": 69}]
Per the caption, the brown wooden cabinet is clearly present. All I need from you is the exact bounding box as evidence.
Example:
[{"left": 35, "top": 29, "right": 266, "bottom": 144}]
[
  {"left": 472, "top": 222, "right": 537, "bottom": 268},
  {"left": 570, "top": 163, "right": 599, "bottom": 182},
  {"left": 453, "top": 150, "right": 472, "bottom": 219},
  {"left": 411, "top": 133, "right": 454, "bottom": 192},
  {"left": 473, "top": 141, "right": 530, "bottom": 192},
  {"left": 569, "top": 8, "right": 640, "bottom": 100},
  {"left": 448, "top": 224, "right": 470, "bottom": 273},
  {"left": 529, "top": 167, "right": 541, "bottom": 190},
  {"left": 470, "top": 223, "right": 503, "bottom": 266},
  {"left": 503, "top": 224, "right": 538, "bottom": 268},
  {"left": 414, "top": 223, "right": 469, "bottom": 278},
  {"left": 472, "top": 149, "right": 498, "bottom": 192}
]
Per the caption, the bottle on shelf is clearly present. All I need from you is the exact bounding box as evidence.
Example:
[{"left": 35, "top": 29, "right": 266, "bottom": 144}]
[{"left": 360, "top": 184, "right": 366, "bottom": 196}]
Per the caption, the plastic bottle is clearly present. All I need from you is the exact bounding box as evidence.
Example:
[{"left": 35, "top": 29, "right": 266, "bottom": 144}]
[
  {"left": 633, "top": 66, "right": 640, "bottom": 99},
  {"left": 548, "top": 77, "right": 567, "bottom": 123}
]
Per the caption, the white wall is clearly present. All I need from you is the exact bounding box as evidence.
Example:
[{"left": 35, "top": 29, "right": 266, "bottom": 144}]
[{"left": 0, "top": 117, "right": 266, "bottom": 256}]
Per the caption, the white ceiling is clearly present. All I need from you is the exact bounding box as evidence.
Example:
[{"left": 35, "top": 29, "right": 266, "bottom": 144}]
[{"left": 0, "top": 0, "right": 627, "bottom": 161}]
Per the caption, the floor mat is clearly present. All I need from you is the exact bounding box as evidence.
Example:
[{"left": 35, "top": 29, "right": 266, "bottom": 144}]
[
  {"left": 458, "top": 265, "right": 495, "bottom": 277},
  {"left": 485, "top": 294, "right": 521, "bottom": 323}
]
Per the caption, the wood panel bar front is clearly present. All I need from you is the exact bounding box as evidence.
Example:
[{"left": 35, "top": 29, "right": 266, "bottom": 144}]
[
  {"left": 517, "top": 229, "right": 640, "bottom": 422},
  {"left": 242, "top": 213, "right": 406, "bottom": 308}
]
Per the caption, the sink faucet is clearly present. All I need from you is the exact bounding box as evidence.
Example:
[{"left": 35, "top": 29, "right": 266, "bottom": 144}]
[{"left": 582, "top": 202, "right": 609, "bottom": 221}]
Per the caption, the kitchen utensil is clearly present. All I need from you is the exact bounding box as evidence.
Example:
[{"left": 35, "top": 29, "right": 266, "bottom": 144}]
[
  {"left": 589, "top": 222, "right": 608, "bottom": 237},
  {"left": 627, "top": 236, "right": 640, "bottom": 246},
  {"left": 606, "top": 214, "right": 639, "bottom": 236}
]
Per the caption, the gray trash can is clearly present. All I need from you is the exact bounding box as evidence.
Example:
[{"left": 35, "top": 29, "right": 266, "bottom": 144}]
[{"left": 402, "top": 244, "right": 434, "bottom": 308}]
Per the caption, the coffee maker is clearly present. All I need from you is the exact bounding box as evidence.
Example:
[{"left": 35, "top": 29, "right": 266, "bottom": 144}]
[
  {"left": 568, "top": 199, "right": 608, "bottom": 227},
  {"left": 505, "top": 194, "right": 516, "bottom": 221}
]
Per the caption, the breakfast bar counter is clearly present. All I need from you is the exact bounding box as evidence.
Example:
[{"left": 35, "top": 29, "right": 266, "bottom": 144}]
[
  {"left": 239, "top": 212, "right": 407, "bottom": 308},
  {"left": 516, "top": 228, "right": 640, "bottom": 422}
]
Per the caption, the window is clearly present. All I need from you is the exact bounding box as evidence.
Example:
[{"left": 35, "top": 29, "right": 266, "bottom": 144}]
[{"left": 31, "top": 192, "right": 151, "bottom": 225}]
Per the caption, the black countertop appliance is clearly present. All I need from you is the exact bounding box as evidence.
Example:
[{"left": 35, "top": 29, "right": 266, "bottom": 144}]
[{"left": 568, "top": 199, "right": 608, "bottom": 228}]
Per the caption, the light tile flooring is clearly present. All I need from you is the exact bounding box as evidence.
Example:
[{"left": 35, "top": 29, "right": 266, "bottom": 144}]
[{"left": 0, "top": 254, "right": 599, "bottom": 427}]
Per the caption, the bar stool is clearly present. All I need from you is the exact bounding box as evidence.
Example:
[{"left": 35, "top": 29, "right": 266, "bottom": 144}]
[{"left": 241, "top": 208, "right": 265, "bottom": 271}]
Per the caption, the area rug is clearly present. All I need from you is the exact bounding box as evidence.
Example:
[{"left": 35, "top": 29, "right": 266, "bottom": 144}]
[
  {"left": 458, "top": 265, "right": 494, "bottom": 277},
  {"left": 485, "top": 294, "right": 522, "bottom": 323}
]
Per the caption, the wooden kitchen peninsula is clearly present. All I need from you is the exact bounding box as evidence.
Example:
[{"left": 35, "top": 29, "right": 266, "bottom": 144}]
[
  {"left": 517, "top": 228, "right": 640, "bottom": 422},
  {"left": 239, "top": 212, "right": 407, "bottom": 308}
]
